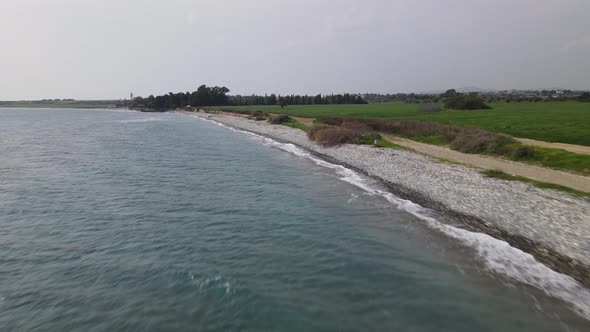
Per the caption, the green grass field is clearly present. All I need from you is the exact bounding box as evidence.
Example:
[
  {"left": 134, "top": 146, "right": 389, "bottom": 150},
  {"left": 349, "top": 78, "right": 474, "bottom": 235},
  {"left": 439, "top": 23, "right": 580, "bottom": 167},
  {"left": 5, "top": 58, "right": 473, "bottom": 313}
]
[{"left": 218, "top": 102, "right": 590, "bottom": 146}]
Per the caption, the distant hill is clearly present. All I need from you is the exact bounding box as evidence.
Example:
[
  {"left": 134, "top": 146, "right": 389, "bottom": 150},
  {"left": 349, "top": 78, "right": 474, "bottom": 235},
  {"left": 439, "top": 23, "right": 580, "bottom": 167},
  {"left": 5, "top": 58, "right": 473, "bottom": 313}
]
[
  {"left": 419, "top": 87, "right": 498, "bottom": 94},
  {"left": 0, "top": 100, "right": 121, "bottom": 108},
  {"left": 456, "top": 86, "right": 498, "bottom": 93}
]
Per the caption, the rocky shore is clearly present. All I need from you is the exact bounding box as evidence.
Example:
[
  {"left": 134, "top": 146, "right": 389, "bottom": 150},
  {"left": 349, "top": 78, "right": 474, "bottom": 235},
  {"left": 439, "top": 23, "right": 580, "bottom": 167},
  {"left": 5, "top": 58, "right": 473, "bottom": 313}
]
[{"left": 184, "top": 111, "right": 590, "bottom": 288}]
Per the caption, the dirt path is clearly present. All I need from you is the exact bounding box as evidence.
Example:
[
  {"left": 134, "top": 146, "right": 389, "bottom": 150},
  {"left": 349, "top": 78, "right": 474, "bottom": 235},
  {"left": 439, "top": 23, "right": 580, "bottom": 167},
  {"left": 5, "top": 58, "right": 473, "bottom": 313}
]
[
  {"left": 380, "top": 133, "right": 590, "bottom": 193},
  {"left": 515, "top": 138, "right": 590, "bottom": 155},
  {"left": 289, "top": 116, "right": 315, "bottom": 127},
  {"left": 271, "top": 115, "right": 590, "bottom": 192}
]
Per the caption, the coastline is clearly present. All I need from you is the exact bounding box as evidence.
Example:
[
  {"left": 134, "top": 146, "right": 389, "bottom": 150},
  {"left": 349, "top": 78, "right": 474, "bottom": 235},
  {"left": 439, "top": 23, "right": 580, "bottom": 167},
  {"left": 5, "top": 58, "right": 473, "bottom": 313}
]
[{"left": 180, "top": 111, "right": 590, "bottom": 291}]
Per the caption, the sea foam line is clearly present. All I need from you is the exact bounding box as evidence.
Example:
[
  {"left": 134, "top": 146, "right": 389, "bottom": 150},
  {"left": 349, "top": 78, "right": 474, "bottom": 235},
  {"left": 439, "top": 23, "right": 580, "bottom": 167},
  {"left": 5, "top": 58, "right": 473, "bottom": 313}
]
[
  {"left": 117, "top": 117, "right": 164, "bottom": 123},
  {"left": 188, "top": 114, "right": 590, "bottom": 319}
]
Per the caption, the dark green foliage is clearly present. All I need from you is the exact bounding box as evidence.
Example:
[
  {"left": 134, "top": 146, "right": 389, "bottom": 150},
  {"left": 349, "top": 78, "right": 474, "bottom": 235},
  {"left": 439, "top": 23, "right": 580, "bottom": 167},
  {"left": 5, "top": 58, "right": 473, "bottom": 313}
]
[
  {"left": 280, "top": 98, "right": 288, "bottom": 109},
  {"left": 511, "top": 145, "right": 535, "bottom": 159},
  {"left": 228, "top": 93, "right": 368, "bottom": 106},
  {"left": 129, "top": 85, "right": 230, "bottom": 111},
  {"left": 353, "top": 133, "right": 383, "bottom": 145},
  {"left": 442, "top": 89, "right": 457, "bottom": 98},
  {"left": 444, "top": 94, "right": 491, "bottom": 110},
  {"left": 578, "top": 92, "right": 590, "bottom": 102},
  {"left": 269, "top": 114, "right": 291, "bottom": 124}
]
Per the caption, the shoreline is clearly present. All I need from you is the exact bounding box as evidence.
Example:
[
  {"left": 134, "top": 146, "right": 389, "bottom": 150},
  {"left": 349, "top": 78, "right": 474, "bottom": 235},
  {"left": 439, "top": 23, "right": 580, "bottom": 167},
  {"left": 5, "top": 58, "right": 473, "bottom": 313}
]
[{"left": 180, "top": 111, "right": 590, "bottom": 291}]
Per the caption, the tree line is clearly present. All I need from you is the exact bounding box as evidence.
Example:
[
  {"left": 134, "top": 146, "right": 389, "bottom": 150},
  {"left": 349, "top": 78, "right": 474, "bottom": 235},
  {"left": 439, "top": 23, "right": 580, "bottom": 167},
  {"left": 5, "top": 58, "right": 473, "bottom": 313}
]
[
  {"left": 228, "top": 93, "right": 367, "bottom": 106},
  {"left": 127, "top": 85, "right": 230, "bottom": 110},
  {"left": 365, "top": 89, "right": 590, "bottom": 104},
  {"left": 126, "top": 85, "right": 368, "bottom": 110}
]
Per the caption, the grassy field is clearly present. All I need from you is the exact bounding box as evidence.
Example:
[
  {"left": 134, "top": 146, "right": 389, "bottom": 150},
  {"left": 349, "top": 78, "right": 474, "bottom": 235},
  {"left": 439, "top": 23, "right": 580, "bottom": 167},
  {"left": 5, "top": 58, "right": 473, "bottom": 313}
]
[{"left": 218, "top": 102, "right": 590, "bottom": 146}]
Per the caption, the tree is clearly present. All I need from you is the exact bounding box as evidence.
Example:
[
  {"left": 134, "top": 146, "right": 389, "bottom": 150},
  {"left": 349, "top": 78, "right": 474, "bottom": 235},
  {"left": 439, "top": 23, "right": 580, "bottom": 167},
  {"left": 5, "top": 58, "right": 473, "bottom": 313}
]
[
  {"left": 280, "top": 98, "right": 288, "bottom": 109},
  {"left": 578, "top": 92, "right": 590, "bottom": 102},
  {"left": 442, "top": 89, "right": 457, "bottom": 98},
  {"left": 444, "top": 94, "right": 491, "bottom": 110}
]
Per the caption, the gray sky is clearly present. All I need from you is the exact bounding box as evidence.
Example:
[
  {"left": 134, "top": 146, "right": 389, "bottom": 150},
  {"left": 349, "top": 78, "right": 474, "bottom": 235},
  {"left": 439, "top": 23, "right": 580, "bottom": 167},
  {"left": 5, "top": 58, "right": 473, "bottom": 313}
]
[{"left": 1, "top": 0, "right": 589, "bottom": 100}]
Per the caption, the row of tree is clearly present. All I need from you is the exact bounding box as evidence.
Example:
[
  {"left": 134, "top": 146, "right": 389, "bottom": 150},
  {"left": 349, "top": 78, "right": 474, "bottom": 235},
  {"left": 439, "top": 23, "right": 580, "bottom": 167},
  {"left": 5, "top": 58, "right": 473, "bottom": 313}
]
[
  {"left": 228, "top": 93, "right": 367, "bottom": 106},
  {"left": 365, "top": 89, "right": 590, "bottom": 104},
  {"left": 126, "top": 85, "right": 368, "bottom": 110},
  {"left": 127, "top": 85, "right": 230, "bottom": 110}
]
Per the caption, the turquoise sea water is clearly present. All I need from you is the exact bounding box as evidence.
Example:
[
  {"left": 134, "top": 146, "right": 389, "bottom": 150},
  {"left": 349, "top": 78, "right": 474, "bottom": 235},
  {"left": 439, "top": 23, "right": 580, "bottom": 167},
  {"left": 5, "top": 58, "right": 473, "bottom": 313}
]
[{"left": 1, "top": 108, "right": 589, "bottom": 331}]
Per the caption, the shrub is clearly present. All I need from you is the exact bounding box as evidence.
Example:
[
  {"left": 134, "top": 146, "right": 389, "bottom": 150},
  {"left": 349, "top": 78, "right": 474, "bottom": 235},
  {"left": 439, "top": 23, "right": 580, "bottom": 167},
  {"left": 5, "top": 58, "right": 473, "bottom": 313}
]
[
  {"left": 353, "top": 133, "right": 382, "bottom": 145},
  {"left": 444, "top": 94, "right": 491, "bottom": 110},
  {"left": 307, "top": 124, "right": 329, "bottom": 140},
  {"left": 312, "top": 127, "right": 360, "bottom": 147},
  {"left": 511, "top": 145, "right": 535, "bottom": 159},
  {"left": 307, "top": 123, "right": 383, "bottom": 147},
  {"left": 450, "top": 131, "right": 513, "bottom": 154},
  {"left": 269, "top": 114, "right": 290, "bottom": 124},
  {"left": 578, "top": 92, "right": 590, "bottom": 102},
  {"left": 254, "top": 116, "right": 266, "bottom": 121},
  {"left": 419, "top": 103, "right": 442, "bottom": 113},
  {"left": 319, "top": 117, "right": 517, "bottom": 155}
]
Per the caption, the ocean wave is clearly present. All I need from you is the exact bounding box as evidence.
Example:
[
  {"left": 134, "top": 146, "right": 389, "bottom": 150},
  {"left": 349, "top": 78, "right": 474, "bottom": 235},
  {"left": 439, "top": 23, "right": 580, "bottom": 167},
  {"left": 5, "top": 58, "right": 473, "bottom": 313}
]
[
  {"left": 190, "top": 274, "right": 234, "bottom": 296},
  {"left": 187, "top": 114, "right": 590, "bottom": 319}
]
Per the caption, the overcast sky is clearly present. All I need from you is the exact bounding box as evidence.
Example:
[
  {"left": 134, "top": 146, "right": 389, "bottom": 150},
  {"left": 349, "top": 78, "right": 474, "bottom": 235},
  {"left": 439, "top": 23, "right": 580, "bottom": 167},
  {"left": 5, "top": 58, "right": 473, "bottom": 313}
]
[{"left": 1, "top": 0, "right": 589, "bottom": 100}]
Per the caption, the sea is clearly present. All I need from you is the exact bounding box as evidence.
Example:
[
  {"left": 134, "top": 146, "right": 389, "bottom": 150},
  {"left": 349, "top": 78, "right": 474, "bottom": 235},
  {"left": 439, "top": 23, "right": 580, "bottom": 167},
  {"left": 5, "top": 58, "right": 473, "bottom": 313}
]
[{"left": 1, "top": 108, "right": 589, "bottom": 331}]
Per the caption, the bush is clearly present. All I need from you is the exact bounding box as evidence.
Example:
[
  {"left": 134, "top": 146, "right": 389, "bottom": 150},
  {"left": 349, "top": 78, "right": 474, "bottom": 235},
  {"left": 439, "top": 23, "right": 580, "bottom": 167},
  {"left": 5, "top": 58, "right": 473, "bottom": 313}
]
[
  {"left": 511, "top": 145, "right": 535, "bottom": 159},
  {"left": 311, "top": 127, "right": 360, "bottom": 147},
  {"left": 444, "top": 94, "right": 491, "bottom": 110},
  {"left": 307, "top": 124, "right": 329, "bottom": 140},
  {"left": 353, "top": 133, "right": 382, "bottom": 145},
  {"left": 450, "top": 131, "right": 513, "bottom": 154},
  {"left": 307, "top": 123, "right": 384, "bottom": 147},
  {"left": 319, "top": 117, "right": 517, "bottom": 155},
  {"left": 254, "top": 116, "right": 266, "bottom": 121},
  {"left": 578, "top": 92, "right": 590, "bottom": 102},
  {"left": 269, "top": 114, "right": 290, "bottom": 124},
  {"left": 419, "top": 103, "right": 442, "bottom": 113}
]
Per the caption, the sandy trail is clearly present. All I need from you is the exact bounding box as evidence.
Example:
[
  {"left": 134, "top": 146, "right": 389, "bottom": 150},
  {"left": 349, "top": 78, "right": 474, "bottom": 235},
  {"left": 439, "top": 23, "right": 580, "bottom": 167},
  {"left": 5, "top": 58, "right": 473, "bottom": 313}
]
[
  {"left": 380, "top": 133, "right": 590, "bottom": 192},
  {"left": 287, "top": 115, "right": 590, "bottom": 191},
  {"left": 290, "top": 116, "right": 315, "bottom": 127},
  {"left": 515, "top": 138, "right": 590, "bottom": 155}
]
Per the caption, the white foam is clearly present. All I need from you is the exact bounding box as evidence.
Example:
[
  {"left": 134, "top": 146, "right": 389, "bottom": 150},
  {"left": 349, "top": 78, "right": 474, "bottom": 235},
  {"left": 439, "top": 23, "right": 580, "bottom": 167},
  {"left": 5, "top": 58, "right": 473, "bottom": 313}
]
[
  {"left": 117, "top": 117, "right": 163, "bottom": 123},
  {"left": 186, "top": 113, "right": 590, "bottom": 319}
]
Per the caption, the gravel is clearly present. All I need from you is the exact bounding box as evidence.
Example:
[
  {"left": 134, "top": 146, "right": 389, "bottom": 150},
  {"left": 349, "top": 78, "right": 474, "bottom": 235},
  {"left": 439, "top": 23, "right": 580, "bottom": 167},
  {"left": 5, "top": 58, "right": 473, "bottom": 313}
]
[{"left": 188, "top": 112, "right": 590, "bottom": 283}]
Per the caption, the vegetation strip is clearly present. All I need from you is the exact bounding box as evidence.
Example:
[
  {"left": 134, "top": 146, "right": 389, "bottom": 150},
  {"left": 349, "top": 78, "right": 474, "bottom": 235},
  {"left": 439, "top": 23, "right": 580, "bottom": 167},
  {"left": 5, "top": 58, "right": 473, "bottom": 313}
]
[
  {"left": 187, "top": 111, "right": 590, "bottom": 290},
  {"left": 218, "top": 101, "right": 590, "bottom": 147},
  {"left": 482, "top": 170, "right": 590, "bottom": 199},
  {"left": 316, "top": 117, "right": 590, "bottom": 176}
]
